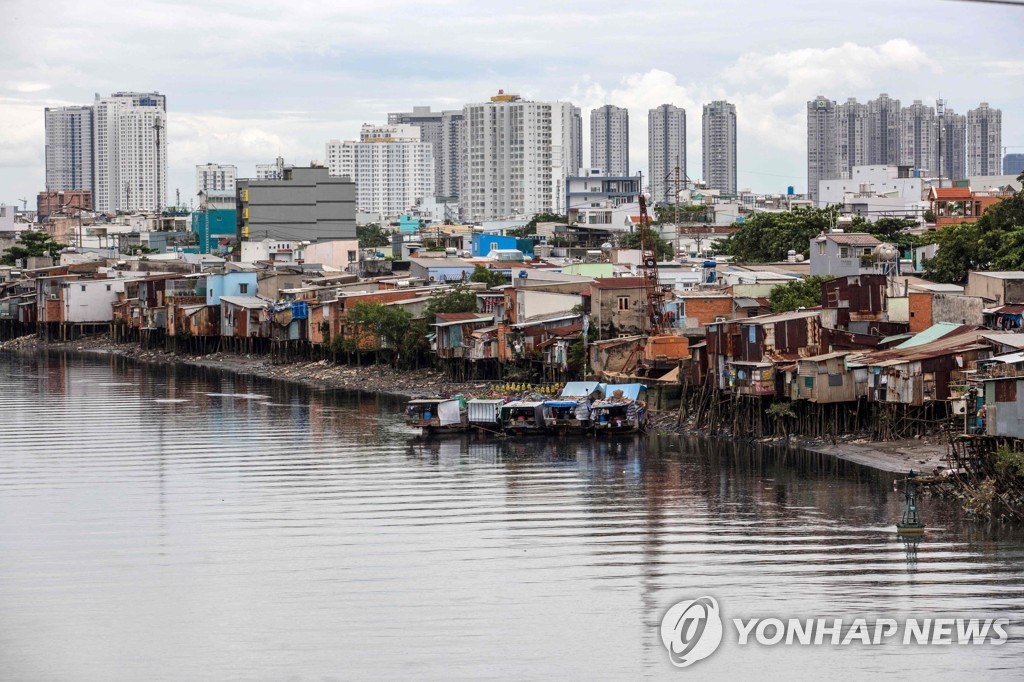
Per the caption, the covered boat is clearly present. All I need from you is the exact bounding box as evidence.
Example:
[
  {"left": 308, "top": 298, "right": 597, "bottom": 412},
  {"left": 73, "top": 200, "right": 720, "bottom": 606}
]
[
  {"left": 591, "top": 384, "right": 648, "bottom": 434},
  {"left": 543, "top": 381, "right": 604, "bottom": 433},
  {"left": 404, "top": 397, "right": 467, "bottom": 434},
  {"left": 499, "top": 401, "right": 546, "bottom": 435},
  {"left": 467, "top": 398, "right": 505, "bottom": 432}
]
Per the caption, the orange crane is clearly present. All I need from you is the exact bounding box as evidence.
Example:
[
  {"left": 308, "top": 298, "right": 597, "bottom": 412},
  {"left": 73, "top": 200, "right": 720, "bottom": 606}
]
[{"left": 637, "top": 194, "right": 667, "bottom": 336}]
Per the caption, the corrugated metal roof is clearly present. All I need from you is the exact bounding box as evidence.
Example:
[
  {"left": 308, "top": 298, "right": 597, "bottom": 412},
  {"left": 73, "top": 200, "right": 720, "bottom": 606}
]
[
  {"left": 739, "top": 309, "right": 820, "bottom": 325},
  {"left": 220, "top": 296, "right": 268, "bottom": 309},
  {"left": 824, "top": 233, "right": 881, "bottom": 246},
  {"left": 894, "top": 322, "right": 972, "bottom": 348}
]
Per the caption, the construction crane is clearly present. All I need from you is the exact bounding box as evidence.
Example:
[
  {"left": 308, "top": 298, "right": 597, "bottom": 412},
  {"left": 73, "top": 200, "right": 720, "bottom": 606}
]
[{"left": 637, "top": 194, "right": 667, "bottom": 336}]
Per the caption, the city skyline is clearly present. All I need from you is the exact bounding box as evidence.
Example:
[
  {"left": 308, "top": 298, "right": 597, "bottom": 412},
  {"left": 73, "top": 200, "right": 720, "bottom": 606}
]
[{"left": 1, "top": 0, "right": 1021, "bottom": 208}]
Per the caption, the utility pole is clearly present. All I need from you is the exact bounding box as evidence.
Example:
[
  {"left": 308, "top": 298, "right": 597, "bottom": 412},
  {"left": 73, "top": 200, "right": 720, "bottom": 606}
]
[{"left": 153, "top": 117, "right": 164, "bottom": 212}]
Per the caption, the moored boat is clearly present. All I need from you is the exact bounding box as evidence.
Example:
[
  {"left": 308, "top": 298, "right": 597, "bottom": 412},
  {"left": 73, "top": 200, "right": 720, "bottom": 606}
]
[
  {"left": 467, "top": 398, "right": 505, "bottom": 433},
  {"left": 499, "top": 401, "right": 547, "bottom": 435},
  {"left": 404, "top": 396, "right": 468, "bottom": 434},
  {"left": 542, "top": 381, "right": 605, "bottom": 433},
  {"left": 591, "top": 384, "right": 648, "bottom": 434}
]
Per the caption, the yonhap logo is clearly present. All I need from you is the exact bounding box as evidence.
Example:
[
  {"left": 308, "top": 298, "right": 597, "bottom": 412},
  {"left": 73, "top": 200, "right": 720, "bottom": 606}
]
[{"left": 660, "top": 596, "right": 724, "bottom": 668}]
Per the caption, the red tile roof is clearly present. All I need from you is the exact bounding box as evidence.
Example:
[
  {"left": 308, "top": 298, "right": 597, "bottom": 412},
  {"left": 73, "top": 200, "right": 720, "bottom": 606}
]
[
  {"left": 930, "top": 187, "right": 974, "bottom": 200},
  {"left": 825, "top": 233, "right": 881, "bottom": 246},
  {"left": 591, "top": 277, "right": 647, "bottom": 290}
]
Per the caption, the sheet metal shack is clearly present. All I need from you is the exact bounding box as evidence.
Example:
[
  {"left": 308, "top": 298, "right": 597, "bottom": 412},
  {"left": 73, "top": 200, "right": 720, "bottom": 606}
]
[{"left": 851, "top": 331, "right": 991, "bottom": 406}]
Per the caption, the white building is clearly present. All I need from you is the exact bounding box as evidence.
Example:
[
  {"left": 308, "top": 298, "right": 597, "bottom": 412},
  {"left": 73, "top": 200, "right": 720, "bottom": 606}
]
[
  {"left": 702, "top": 101, "right": 737, "bottom": 195},
  {"left": 256, "top": 156, "right": 289, "bottom": 181},
  {"left": 92, "top": 91, "right": 167, "bottom": 214},
  {"left": 648, "top": 104, "right": 686, "bottom": 204},
  {"left": 461, "top": 91, "right": 581, "bottom": 223},
  {"left": 63, "top": 278, "right": 127, "bottom": 323},
  {"left": 196, "top": 163, "right": 237, "bottom": 195},
  {"left": 817, "top": 164, "right": 929, "bottom": 218},
  {"left": 967, "top": 103, "right": 1002, "bottom": 177},
  {"left": 565, "top": 168, "right": 640, "bottom": 229},
  {"left": 326, "top": 124, "right": 435, "bottom": 221},
  {"left": 44, "top": 105, "right": 94, "bottom": 193},
  {"left": 590, "top": 105, "right": 629, "bottom": 177}
]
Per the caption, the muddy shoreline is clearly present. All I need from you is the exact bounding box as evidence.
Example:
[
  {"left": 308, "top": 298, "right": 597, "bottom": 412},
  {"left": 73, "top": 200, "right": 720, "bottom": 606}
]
[{"left": 1, "top": 333, "right": 948, "bottom": 474}]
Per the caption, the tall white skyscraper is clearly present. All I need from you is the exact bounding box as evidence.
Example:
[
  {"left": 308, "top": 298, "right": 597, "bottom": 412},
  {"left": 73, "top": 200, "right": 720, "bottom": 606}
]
[
  {"left": 590, "top": 105, "right": 629, "bottom": 176},
  {"left": 967, "top": 103, "right": 1002, "bottom": 177},
  {"left": 702, "top": 100, "right": 737, "bottom": 195},
  {"left": 196, "top": 163, "right": 237, "bottom": 195},
  {"left": 326, "top": 124, "right": 435, "bottom": 219},
  {"left": 648, "top": 104, "right": 687, "bottom": 204},
  {"left": 899, "top": 100, "right": 937, "bottom": 174},
  {"left": 461, "top": 91, "right": 580, "bottom": 222},
  {"left": 807, "top": 96, "right": 837, "bottom": 204},
  {"left": 44, "top": 105, "right": 94, "bottom": 193},
  {"left": 92, "top": 91, "right": 167, "bottom": 213}
]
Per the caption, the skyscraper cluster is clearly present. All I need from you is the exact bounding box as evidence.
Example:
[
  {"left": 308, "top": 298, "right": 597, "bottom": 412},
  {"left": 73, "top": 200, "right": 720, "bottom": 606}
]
[
  {"left": 807, "top": 94, "right": 1002, "bottom": 203},
  {"left": 45, "top": 92, "right": 167, "bottom": 213}
]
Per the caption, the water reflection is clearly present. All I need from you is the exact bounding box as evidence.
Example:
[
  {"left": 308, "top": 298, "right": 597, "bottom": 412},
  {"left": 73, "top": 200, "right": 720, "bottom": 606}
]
[{"left": 1, "top": 350, "right": 1023, "bottom": 681}]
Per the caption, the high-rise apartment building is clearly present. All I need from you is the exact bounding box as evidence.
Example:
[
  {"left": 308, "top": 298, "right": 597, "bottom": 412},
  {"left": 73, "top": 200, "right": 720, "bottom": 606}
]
[
  {"left": 92, "top": 91, "right": 167, "bottom": 213},
  {"left": 967, "top": 103, "right": 1002, "bottom": 177},
  {"left": 1005, "top": 153, "right": 1024, "bottom": 176},
  {"left": 836, "top": 98, "right": 869, "bottom": 179},
  {"left": 701, "top": 100, "right": 737, "bottom": 195},
  {"left": 648, "top": 104, "right": 687, "bottom": 204},
  {"left": 326, "top": 124, "right": 435, "bottom": 219},
  {"left": 937, "top": 101, "right": 967, "bottom": 181},
  {"left": 867, "top": 94, "right": 901, "bottom": 165},
  {"left": 44, "top": 105, "right": 94, "bottom": 193},
  {"left": 196, "top": 163, "right": 237, "bottom": 195},
  {"left": 899, "top": 100, "right": 937, "bottom": 174},
  {"left": 590, "top": 105, "right": 629, "bottom": 177},
  {"left": 388, "top": 106, "right": 465, "bottom": 200},
  {"left": 807, "top": 96, "right": 838, "bottom": 204},
  {"left": 461, "top": 91, "right": 580, "bottom": 223}
]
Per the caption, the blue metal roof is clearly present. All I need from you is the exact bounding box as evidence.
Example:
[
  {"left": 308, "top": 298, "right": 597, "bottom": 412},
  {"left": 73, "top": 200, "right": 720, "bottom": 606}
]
[
  {"left": 894, "top": 322, "right": 963, "bottom": 349},
  {"left": 560, "top": 381, "right": 603, "bottom": 398},
  {"left": 604, "top": 384, "right": 647, "bottom": 401},
  {"left": 543, "top": 400, "right": 580, "bottom": 408}
]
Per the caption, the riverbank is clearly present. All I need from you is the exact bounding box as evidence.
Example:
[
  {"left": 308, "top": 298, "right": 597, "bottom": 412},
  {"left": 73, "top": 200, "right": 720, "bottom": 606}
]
[{"left": 1, "top": 333, "right": 949, "bottom": 474}]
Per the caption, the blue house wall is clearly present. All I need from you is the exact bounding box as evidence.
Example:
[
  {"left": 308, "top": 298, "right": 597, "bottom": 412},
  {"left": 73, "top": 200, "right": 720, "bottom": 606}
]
[
  {"left": 192, "top": 209, "right": 237, "bottom": 254},
  {"left": 206, "top": 272, "right": 258, "bottom": 305},
  {"left": 471, "top": 234, "right": 534, "bottom": 258}
]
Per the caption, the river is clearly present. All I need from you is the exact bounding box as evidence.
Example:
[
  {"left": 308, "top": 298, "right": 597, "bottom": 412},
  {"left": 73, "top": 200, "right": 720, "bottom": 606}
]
[{"left": 1, "top": 351, "right": 1023, "bottom": 680}]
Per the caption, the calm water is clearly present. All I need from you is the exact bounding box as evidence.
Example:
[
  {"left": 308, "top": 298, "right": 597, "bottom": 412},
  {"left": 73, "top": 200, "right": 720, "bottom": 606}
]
[{"left": 1, "top": 352, "right": 1023, "bottom": 680}]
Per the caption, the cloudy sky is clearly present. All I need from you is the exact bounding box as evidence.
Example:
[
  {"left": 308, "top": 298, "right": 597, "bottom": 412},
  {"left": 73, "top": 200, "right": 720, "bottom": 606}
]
[{"left": 1, "top": 0, "right": 1021, "bottom": 209}]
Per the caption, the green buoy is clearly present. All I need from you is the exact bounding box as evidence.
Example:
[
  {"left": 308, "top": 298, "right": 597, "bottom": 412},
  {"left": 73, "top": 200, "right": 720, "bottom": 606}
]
[{"left": 897, "top": 470, "right": 926, "bottom": 537}]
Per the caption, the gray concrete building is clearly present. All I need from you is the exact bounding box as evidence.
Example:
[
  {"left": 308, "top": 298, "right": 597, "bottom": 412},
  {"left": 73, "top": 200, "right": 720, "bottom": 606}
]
[
  {"left": 937, "top": 102, "right": 967, "bottom": 181},
  {"left": 899, "top": 100, "right": 937, "bottom": 174},
  {"left": 590, "top": 105, "right": 629, "bottom": 177},
  {"left": 867, "top": 94, "right": 901, "bottom": 166},
  {"left": 648, "top": 104, "right": 686, "bottom": 204},
  {"left": 388, "top": 106, "right": 465, "bottom": 200},
  {"left": 702, "top": 100, "right": 737, "bottom": 195},
  {"left": 237, "top": 166, "right": 355, "bottom": 242},
  {"left": 967, "top": 102, "right": 1002, "bottom": 177},
  {"left": 44, "top": 105, "right": 94, "bottom": 193},
  {"left": 807, "top": 96, "right": 838, "bottom": 204},
  {"left": 836, "top": 98, "right": 869, "bottom": 179},
  {"left": 1005, "top": 153, "right": 1024, "bottom": 176}
]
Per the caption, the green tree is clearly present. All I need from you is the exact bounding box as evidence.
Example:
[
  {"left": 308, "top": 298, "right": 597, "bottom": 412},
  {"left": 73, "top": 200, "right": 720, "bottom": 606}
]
[
  {"left": 921, "top": 176, "right": 1024, "bottom": 283},
  {"left": 356, "top": 223, "right": 390, "bottom": 249},
  {"left": 509, "top": 212, "right": 567, "bottom": 237},
  {"left": 469, "top": 265, "right": 507, "bottom": 288},
  {"left": 345, "top": 301, "right": 415, "bottom": 367},
  {"left": 0, "top": 231, "right": 66, "bottom": 266},
  {"left": 424, "top": 283, "right": 478, "bottom": 323},
  {"left": 618, "top": 225, "right": 674, "bottom": 261},
  {"left": 768, "top": 275, "right": 832, "bottom": 313},
  {"left": 863, "top": 217, "right": 918, "bottom": 255},
  {"left": 713, "top": 206, "right": 841, "bottom": 262}
]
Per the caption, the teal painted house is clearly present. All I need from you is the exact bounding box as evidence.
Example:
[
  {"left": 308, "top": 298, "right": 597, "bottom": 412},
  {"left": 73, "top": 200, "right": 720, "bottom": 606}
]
[{"left": 192, "top": 209, "right": 237, "bottom": 254}]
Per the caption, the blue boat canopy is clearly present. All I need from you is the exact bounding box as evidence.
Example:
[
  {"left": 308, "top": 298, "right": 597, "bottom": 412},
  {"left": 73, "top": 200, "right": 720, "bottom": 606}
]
[
  {"left": 560, "top": 381, "right": 604, "bottom": 398},
  {"left": 603, "top": 384, "right": 647, "bottom": 401},
  {"left": 543, "top": 400, "right": 581, "bottom": 408}
]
